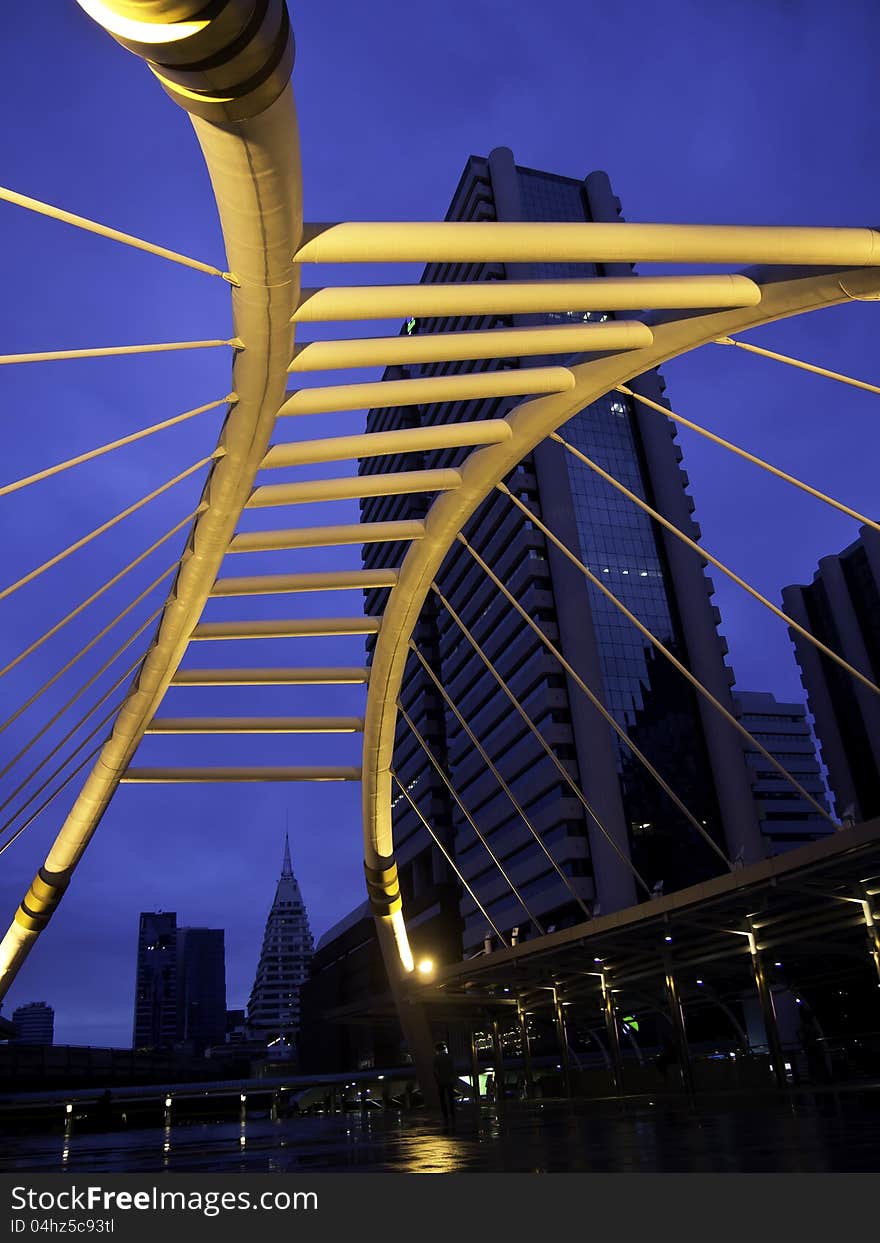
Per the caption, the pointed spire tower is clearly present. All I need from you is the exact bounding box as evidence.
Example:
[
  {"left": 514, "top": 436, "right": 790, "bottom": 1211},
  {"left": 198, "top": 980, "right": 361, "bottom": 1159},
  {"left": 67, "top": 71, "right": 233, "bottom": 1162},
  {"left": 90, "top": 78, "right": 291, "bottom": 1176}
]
[{"left": 247, "top": 834, "right": 314, "bottom": 1051}]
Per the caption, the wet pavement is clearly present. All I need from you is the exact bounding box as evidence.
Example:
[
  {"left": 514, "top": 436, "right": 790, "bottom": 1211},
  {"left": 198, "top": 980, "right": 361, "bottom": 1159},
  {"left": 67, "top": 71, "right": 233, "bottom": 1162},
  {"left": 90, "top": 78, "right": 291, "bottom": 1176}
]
[{"left": 4, "top": 1088, "right": 880, "bottom": 1173}]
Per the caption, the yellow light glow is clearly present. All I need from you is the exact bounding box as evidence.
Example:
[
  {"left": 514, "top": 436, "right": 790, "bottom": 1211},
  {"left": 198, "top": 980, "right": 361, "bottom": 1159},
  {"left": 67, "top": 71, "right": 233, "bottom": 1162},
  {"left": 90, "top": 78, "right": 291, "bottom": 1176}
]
[
  {"left": 76, "top": 1, "right": 208, "bottom": 45},
  {"left": 417, "top": 958, "right": 435, "bottom": 977}
]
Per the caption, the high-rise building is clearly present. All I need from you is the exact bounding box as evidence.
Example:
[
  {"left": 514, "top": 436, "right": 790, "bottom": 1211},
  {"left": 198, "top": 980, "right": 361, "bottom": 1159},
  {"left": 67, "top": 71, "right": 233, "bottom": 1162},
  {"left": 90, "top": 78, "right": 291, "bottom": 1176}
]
[
  {"left": 247, "top": 836, "right": 314, "bottom": 1051},
  {"left": 783, "top": 525, "right": 880, "bottom": 824},
  {"left": 133, "top": 913, "right": 226, "bottom": 1052},
  {"left": 12, "top": 1001, "right": 54, "bottom": 1045},
  {"left": 177, "top": 927, "right": 227, "bottom": 1053},
  {"left": 734, "top": 691, "right": 831, "bottom": 853},
  {"left": 133, "top": 911, "right": 178, "bottom": 1050},
  {"left": 361, "top": 148, "right": 762, "bottom": 956}
]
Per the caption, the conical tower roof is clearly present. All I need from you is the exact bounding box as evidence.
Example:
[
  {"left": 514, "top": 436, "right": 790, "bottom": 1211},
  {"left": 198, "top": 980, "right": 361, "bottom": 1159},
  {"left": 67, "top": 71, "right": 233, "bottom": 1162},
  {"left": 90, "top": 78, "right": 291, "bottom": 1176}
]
[{"left": 247, "top": 834, "right": 313, "bottom": 1048}]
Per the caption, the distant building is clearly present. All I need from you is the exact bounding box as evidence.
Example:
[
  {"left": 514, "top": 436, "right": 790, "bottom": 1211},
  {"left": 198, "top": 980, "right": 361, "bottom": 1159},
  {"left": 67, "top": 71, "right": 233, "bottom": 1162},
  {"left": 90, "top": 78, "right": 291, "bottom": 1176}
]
[
  {"left": 299, "top": 899, "right": 427, "bottom": 1073},
  {"left": 782, "top": 526, "right": 880, "bottom": 824},
  {"left": 734, "top": 691, "right": 831, "bottom": 853},
  {"left": 224, "top": 1008, "right": 248, "bottom": 1046},
  {"left": 247, "top": 836, "right": 314, "bottom": 1052},
  {"left": 177, "top": 927, "right": 227, "bottom": 1054},
  {"left": 133, "top": 912, "right": 178, "bottom": 1051},
  {"left": 12, "top": 1001, "right": 54, "bottom": 1046},
  {"left": 133, "top": 913, "right": 226, "bottom": 1052}
]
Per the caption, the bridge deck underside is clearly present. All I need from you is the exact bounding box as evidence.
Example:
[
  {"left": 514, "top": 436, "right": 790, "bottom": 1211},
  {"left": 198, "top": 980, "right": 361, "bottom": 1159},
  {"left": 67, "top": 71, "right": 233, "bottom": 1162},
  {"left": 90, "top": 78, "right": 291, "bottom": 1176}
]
[{"left": 326, "top": 820, "right": 880, "bottom": 1026}]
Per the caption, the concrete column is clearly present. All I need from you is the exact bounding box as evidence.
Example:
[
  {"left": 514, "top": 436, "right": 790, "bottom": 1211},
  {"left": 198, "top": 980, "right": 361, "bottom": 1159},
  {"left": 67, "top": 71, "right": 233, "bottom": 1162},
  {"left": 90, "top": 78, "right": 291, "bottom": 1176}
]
[
  {"left": 748, "top": 927, "right": 788, "bottom": 1089},
  {"left": 552, "top": 987, "right": 573, "bottom": 1098},
  {"left": 470, "top": 1025, "right": 481, "bottom": 1103},
  {"left": 517, "top": 1003, "right": 534, "bottom": 1099},
  {"left": 860, "top": 886, "right": 880, "bottom": 986},
  {"left": 663, "top": 957, "right": 694, "bottom": 1095},
  {"left": 782, "top": 584, "right": 856, "bottom": 820},
  {"left": 491, "top": 1017, "right": 505, "bottom": 1108},
  {"left": 601, "top": 970, "right": 624, "bottom": 1094},
  {"left": 374, "top": 916, "right": 440, "bottom": 1110}
]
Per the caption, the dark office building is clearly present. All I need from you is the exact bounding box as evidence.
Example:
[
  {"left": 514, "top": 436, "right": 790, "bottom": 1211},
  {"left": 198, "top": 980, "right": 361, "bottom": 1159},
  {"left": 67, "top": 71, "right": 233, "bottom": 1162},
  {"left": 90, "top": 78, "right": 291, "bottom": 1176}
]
[
  {"left": 734, "top": 691, "right": 831, "bottom": 853},
  {"left": 783, "top": 525, "right": 880, "bottom": 823},
  {"left": 132, "top": 912, "right": 178, "bottom": 1051},
  {"left": 11, "top": 1001, "right": 54, "bottom": 1046},
  {"left": 299, "top": 902, "right": 399, "bottom": 1072},
  {"left": 177, "top": 927, "right": 227, "bottom": 1054},
  {"left": 133, "top": 914, "right": 226, "bottom": 1052},
  {"left": 361, "top": 148, "right": 762, "bottom": 956}
]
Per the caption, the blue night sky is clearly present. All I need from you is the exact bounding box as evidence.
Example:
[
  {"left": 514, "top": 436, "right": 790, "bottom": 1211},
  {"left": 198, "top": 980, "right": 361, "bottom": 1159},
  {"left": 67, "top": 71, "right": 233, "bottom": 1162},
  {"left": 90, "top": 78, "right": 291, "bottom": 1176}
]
[{"left": 0, "top": 0, "right": 877, "bottom": 1046}]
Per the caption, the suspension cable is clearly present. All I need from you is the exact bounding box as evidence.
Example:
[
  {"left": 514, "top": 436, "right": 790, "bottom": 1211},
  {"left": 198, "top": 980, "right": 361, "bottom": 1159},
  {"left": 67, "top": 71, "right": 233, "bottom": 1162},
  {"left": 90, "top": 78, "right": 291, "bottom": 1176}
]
[
  {"left": 0, "top": 562, "right": 177, "bottom": 735},
  {"left": 0, "top": 184, "right": 232, "bottom": 281},
  {"left": 398, "top": 703, "right": 545, "bottom": 932},
  {"left": 431, "top": 584, "right": 651, "bottom": 897},
  {"left": 715, "top": 336, "right": 880, "bottom": 398},
  {"left": 618, "top": 384, "right": 880, "bottom": 536},
  {"left": 549, "top": 433, "right": 879, "bottom": 698},
  {"left": 503, "top": 472, "right": 837, "bottom": 828},
  {"left": 391, "top": 771, "right": 508, "bottom": 946},
  {"left": 0, "top": 453, "right": 218, "bottom": 602},
  {"left": 0, "top": 650, "right": 145, "bottom": 821},
  {"left": 0, "top": 400, "right": 230, "bottom": 498},
  {"left": 409, "top": 641, "right": 592, "bottom": 918},
  {"left": 458, "top": 532, "right": 733, "bottom": 871},
  {"left": 0, "top": 508, "right": 204, "bottom": 679},
  {"left": 0, "top": 740, "right": 108, "bottom": 858},
  {"left": 0, "top": 343, "right": 234, "bottom": 368},
  {"left": 0, "top": 698, "right": 125, "bottom": 843},
  {"left": 0, "top": 603, "right": 165, "bottom": 783}
]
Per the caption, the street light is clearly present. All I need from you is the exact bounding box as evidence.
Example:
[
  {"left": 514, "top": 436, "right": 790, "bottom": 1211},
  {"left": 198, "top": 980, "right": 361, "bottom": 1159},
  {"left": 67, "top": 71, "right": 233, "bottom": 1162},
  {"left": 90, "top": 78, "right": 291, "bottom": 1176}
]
[{"left": 417, "top": 957, "right": 434, "bottom": 977}]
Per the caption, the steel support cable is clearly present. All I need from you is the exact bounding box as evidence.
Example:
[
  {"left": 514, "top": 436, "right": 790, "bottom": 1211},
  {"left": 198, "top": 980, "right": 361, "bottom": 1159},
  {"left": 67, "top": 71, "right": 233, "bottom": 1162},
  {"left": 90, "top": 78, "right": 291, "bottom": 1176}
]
[
  {"left": 409, "top": 641, "right": 592, "bottom": 920},
  {"left": 0, "top": 698, "right": 125, "bottom": 848},
  {"left": 457, "top": 533, "right": 734, "bottom": 872},
  {"left": 0, "top": 509, "right": 204, "bottom": 679},
  {"left": 0, "top": 739, "right": 107, "bottom": 860},
  {"left": 0, "top": 453, "right": 218, "bottom": 603},
  {"left": 0, "top": 561, "right": 178, "bottom": 738},
  {"left": 715, "top": 336, "right": 880, "bottom": 398},
  {"left": 397, "top": 703, "right": 545, "bottom": 933},
  {"left": 430, "top": 584, "right": 652, "bottom": 898},
  {"left": 0, "top": 399, "right": 231, "bottom": 499},
  {"left": 548, "top": 433, "right": 879, "bottom": 698},
  {"left": 390, "top": 771, "right": 508, "bottom": 946},
  {"left": 0, "top": 185, "right": 232, "bottom": 281},
  {"left": 0, "top": 650, "right": 148, "bottom": 821},
  {"left": 618, "top": 384, "right": 880, "bottom": 536},
  {"left": 0, "top": 343, "right": 235, "bottom": 368},
  {"left": 0, "top": 603, "right": 166, "bottom": 784},
  {"left": 505, "top": 468, "right": 837, "bottom": 829}
]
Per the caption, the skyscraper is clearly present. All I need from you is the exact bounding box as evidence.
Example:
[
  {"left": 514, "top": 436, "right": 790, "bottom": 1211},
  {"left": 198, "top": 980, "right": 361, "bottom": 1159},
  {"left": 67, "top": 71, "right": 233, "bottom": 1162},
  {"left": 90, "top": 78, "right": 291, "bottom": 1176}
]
[
  {"left": 133, "top": 911, "right": 178, "bottom": 1050},
  {"left": 133, "top": 913, "right": 227, "bottom": 1052},
  {"left": 177, "top": 927, "right": 227, "bottom": 1053},
  {"left": 247, "top": 836, "right": 314, "bottom": 1051},
  {"left": 783, "top": 525, "right": 880, "bottom": 824},
  {"left": 361, "top": 148, "right": 762, "bottom": 955},
  {"left": 734, "top": 691, "right": 831, "bottom": 853},
  {"left": 12, "top": 1001, "right": 54, "bottom": 1045}
]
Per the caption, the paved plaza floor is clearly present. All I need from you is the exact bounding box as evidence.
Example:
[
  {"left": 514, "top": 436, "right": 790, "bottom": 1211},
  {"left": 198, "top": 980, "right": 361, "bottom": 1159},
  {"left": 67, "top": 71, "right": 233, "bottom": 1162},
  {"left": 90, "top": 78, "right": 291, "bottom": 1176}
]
[{"left": 3, "top": 1087, "right": 880, "bottom": 1173}]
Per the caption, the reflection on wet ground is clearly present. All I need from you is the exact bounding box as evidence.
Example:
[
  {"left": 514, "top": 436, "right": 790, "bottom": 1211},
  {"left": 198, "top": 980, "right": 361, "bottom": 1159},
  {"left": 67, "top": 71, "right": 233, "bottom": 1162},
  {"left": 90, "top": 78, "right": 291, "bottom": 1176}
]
[{"left": 3, "top": 1091, "right": 880, "bottom": 1173}]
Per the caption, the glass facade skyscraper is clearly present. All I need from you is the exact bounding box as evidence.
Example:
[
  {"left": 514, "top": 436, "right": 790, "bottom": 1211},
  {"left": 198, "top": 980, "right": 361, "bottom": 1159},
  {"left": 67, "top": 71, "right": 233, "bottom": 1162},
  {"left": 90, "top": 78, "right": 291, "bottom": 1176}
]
[{"left": 361, "top": 149, "right": 761, "bottom": 955}]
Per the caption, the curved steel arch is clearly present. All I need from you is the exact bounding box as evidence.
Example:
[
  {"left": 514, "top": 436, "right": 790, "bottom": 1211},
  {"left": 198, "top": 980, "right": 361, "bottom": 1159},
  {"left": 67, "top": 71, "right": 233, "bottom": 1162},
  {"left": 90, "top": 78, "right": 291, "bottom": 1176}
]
[
  {"left": 0, "top": 0, "right": 303, "bottom": 995},
  {"left": 362, "top": 262, "right": 880, "bottom": 980}
]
